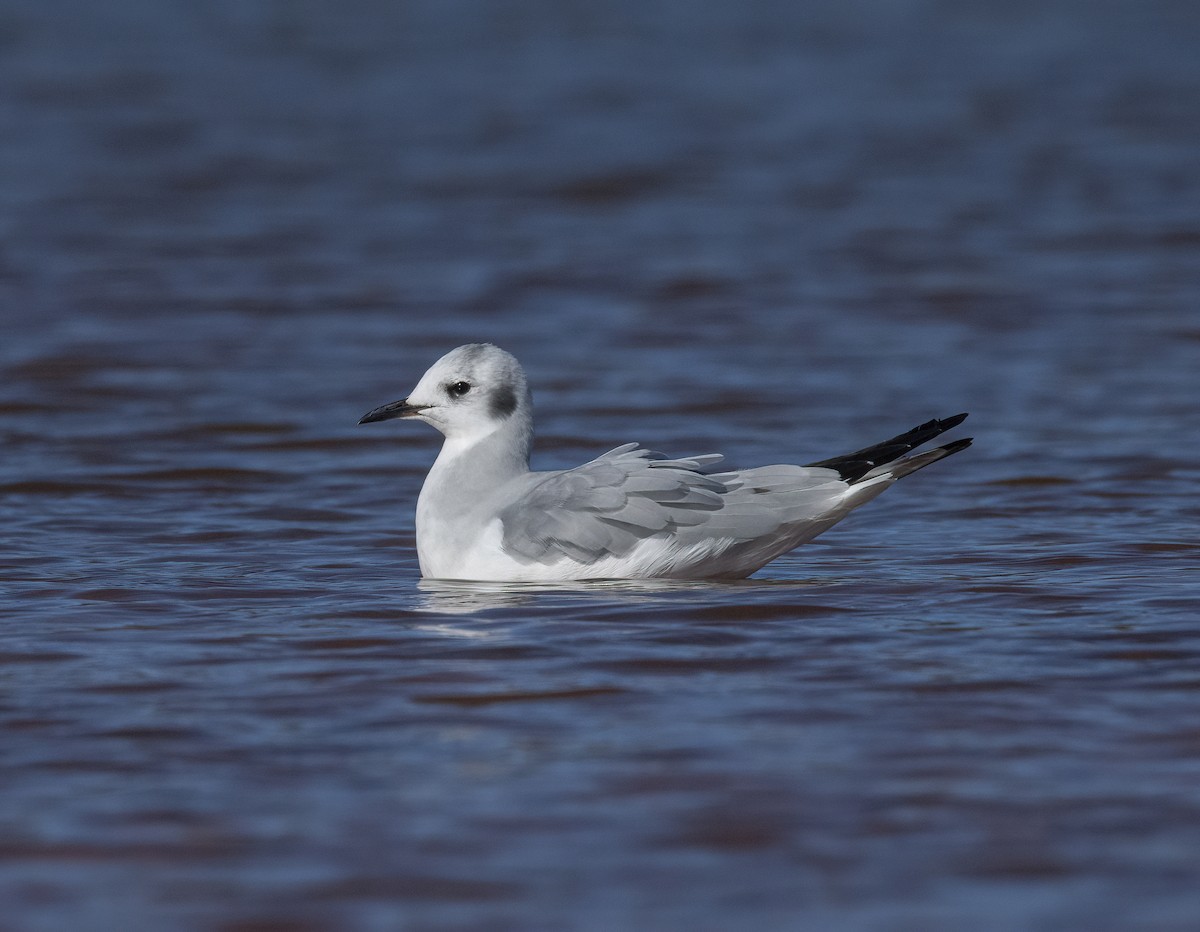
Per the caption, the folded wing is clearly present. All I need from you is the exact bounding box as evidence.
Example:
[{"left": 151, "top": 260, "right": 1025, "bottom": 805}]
[{"left": 498, "top": 443, "right": 848, "bottom": 566}]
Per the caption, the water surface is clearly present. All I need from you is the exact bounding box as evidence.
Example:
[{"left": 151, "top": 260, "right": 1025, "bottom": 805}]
[{"left": 2, "top": 1, "right": 1199, "bottom": 929}]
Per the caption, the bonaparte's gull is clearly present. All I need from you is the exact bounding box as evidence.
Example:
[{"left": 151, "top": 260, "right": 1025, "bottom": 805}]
[{"left": 359, "top": 343, "right": 971, "bottom": 581}]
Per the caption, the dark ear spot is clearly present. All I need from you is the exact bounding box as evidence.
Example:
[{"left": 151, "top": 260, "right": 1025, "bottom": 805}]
[{"left": 489, "top": 385, "right": 517, "bottom": 419}]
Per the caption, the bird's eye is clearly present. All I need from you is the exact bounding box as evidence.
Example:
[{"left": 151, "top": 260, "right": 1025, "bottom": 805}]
[{"left": 447, "top": 381, "right": 471, "bottom": 398}]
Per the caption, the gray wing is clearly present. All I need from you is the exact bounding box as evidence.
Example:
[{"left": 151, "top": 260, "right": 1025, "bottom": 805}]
[{"left": 498, "top": 443, "right": 849, "bottom": 565}]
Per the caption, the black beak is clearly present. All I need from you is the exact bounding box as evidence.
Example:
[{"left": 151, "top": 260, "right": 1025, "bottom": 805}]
[{"left": 358, "top": 399, "right": 428, "bottom": 424}]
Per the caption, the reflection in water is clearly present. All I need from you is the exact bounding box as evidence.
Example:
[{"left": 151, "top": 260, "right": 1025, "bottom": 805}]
[
  {"left": 414, "top": 575, "right": 834, "bottom": 615},
  {"left": 415, "top": 579, "right": 537, "bottom": 615},
  {"left": 411, "top": 619, "right": 499, "bottom": 637}
]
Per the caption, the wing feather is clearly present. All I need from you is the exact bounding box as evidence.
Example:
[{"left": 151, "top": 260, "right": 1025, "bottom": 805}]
[{"left": 498, "top": 446, "right": 851, "bottom": 566}]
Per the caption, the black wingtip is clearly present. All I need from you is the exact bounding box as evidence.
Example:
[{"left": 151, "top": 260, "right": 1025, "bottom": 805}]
[{"left": 808, "top": 413, "right": 972, "bottom": 482}]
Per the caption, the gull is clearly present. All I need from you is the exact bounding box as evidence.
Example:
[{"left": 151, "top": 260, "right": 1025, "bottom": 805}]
[{"left": 359, "top": 343, "right": 971, "bottom": 581}]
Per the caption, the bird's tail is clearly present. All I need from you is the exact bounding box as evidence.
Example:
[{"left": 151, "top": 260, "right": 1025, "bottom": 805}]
[
  {"left": 868, "top": 436, "right": 973, "bottom": 481},
  {"left": 808, "top": 413, "right": 972, "bottom": 484}
]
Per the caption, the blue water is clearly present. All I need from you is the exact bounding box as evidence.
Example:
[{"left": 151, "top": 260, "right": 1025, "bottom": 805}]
[{"left": 2, "top": 1, "right": 1199, "bottom": 929}]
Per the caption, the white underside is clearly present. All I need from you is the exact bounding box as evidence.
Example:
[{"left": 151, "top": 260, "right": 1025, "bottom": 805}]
[
  {"left": 419, "top": 519, "right": 747, "bottom": 581},
  {"left": 417, "top": 476, "right": 891, "bottom": 582}
]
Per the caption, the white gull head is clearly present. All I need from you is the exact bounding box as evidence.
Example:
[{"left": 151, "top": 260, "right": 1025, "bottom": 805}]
[{"left": 359, "top": 343, "right": 533, "bottom": 455}]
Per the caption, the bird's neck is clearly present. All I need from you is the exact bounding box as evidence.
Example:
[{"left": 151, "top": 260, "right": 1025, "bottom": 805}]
[
  {"left": 424, "top": 422, "right": 532, "bottom": 508},
  {"left": 430, "top": 421, "right": 532, "bottom": 489},
  {"left": 416, "top": 423, "right": 532, "bottom": 577}
]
